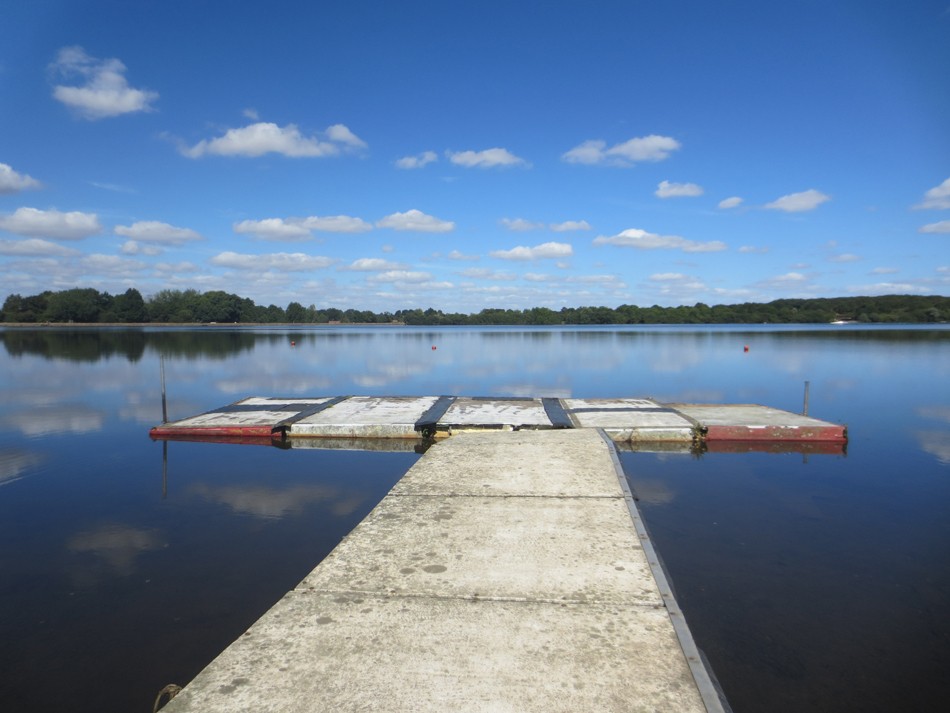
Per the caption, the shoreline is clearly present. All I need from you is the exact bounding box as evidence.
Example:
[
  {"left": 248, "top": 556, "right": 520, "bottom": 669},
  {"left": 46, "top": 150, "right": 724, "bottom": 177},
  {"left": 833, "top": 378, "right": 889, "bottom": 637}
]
[{"left": 0, "top": 321, "right": 408, "bottom": 328}]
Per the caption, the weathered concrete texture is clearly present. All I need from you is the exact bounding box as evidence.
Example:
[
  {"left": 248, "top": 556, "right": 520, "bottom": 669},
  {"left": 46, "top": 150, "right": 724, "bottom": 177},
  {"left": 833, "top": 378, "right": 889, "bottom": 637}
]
[
  {"left": 163, "top": 593, "right": 699, "bottom": 713},
  {"left": 292, "top": 396, "right": 438, "bottom": 438},
  {"left": 671, "top": 403, "right": 847, "bottom": 442},
  {"left": 163, "top": 429, "right": 717, "bottom": 713},
  {"left": 239, "top": 397, "right": 331, "bottom": 407},
  {"left": 287, "top": 436, "right": 424, "bottom": 452},
  {"left": 564, "top": 398, "right": 696, "bottom": 442},
  {"left": 165, "top": 410, "right": 296, "bottom": 429},
  {"left": 151, "top": 395, "right": 847, "bottom": 446},
  {"left": 151, "top": 397, "right": 339, "bottom": 438},
  {"left": 300, "top": 496, "right": 661, "bottom": 604},
  {"left": 440, "top": 397, "right": 553, "bottom": 428},
  {"left": 390, "top": 429, "right": 624, "bottom": 498}
]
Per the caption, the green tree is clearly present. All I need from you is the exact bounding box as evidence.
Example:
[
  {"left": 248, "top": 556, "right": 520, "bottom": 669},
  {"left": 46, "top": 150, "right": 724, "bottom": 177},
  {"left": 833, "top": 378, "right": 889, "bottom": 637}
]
[
  {"left": 286, "top": 301, "right": 307, "bottom": 322},
  {"left": 43, "top": 288, "right": 106, "bottom": 323},
  {"left": 112, "top": 288, "right": 147, "bottom": 322}
]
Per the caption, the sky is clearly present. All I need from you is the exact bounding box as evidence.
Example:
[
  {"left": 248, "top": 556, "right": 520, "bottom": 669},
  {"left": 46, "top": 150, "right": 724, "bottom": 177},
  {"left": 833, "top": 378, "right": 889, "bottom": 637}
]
[{"left": 1, "top": 0, "right": 948, "bottom": 313}]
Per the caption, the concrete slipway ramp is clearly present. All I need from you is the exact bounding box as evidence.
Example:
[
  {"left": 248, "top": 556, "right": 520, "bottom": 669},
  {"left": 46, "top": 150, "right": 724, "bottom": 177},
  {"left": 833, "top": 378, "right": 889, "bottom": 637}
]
[{"left": 162, "top": 429, "right": 727, "bottom": 713}]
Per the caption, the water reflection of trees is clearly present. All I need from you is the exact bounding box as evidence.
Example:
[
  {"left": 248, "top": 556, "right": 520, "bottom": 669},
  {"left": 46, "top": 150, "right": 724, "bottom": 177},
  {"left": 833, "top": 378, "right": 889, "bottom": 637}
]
[
  {"left": 2, "top": 325, "right": 946, "bottom": 363},
  {"left": 0, "top": 329, "right": 257, "bottom": 362},
  {"left": 1, "top": 329, "right": 148, "bottom": 362}
]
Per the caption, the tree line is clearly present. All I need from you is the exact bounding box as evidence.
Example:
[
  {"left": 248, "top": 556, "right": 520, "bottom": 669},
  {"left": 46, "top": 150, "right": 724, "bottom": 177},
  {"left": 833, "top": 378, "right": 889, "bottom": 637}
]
[{"left": 1, "top": 287, "right": 948, "bottom": 325}]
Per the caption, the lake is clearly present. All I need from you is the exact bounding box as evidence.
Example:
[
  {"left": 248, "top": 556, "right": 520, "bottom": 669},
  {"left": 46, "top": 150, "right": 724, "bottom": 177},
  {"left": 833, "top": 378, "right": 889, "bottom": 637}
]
[{"left": 1, "top": 324, "right": 948, "bottom": 712}]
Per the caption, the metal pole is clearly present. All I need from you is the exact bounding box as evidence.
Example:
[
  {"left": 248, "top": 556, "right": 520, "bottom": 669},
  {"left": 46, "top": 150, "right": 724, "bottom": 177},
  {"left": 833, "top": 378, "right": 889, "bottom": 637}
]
[
  {"left": 803, "top": 380, "right": 810, "bottom": 416},
  {"left": 160, "top": 355, "right": 168, "bottom": 424}
]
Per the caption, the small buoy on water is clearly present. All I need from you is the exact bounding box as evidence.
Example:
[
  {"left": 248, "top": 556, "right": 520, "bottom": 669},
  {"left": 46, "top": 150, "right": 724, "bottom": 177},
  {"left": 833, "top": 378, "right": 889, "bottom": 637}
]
[
  {"left": 432, "top": 345, "right": 437, "bottom": 350},
  {"left": 743, "top": 345, "right": 749, "bottom": 352},
  {"left": 291, "top": 340, "right": 296, "bottom": 347}
]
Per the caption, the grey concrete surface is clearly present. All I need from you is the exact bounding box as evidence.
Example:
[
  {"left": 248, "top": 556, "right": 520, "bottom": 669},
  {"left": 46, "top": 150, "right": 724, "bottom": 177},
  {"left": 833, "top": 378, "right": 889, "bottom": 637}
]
[
  {"left": 293, "top": 396, "right": 438, "bottom": 439},
  {"left": 153, "top": 395, "right": 844, "bottom": 446},
  {"left": 163, "top": 429, "right": 719, "bottom": 713},
  {"left": 670, "top": 403, "right": 835, "bottom": 427},
  {"left": 441, "top": 397, "right": 554, "bottom": 427}
]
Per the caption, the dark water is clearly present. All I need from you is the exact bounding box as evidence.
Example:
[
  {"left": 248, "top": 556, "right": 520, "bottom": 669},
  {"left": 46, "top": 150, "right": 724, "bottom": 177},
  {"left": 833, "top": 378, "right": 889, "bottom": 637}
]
[{"left": 1, "top": 324, "right": 948, "bottom": 712}]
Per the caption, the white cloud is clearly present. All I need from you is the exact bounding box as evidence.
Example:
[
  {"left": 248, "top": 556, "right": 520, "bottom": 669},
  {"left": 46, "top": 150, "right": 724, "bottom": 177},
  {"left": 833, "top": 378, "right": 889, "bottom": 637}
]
[
  {"left": 560, "top": 140, "right": 606, "bottom": 165},
  {"left": 447, "top": 249, "right": 479, "bottom": 261},
  {"left": 0, "top": 207, "right": 101, "bottom": 239},
  {"left": 210, "top": 251, "right": 335, "bottom": 271},
  {"left": 81, "top": 253, "right": 147, "bottom": 273},
  {"left": 523, "top": 273, "right": 552, "bottom": 282},
  {"left": 765, "top": 189, "right": 831, "bottom": 212},
  {"left": 772, "top": 272, "right": 807, "bottom": 282},
  {"left": 593, "top": 228, "right": 726, "bottom": 253},
  {"left": 738, "top": 245, "right": 769, "bottom": 253},
  {"left": 846, "top": 282, "right": 930, "bottom": 295},
  {"left": 447, "top": 148, "right": 527, "bottom": 168},
  {"left": 749, "top": 272, "right": 816, "bottom": 293},
  {"left": 367, "top": 270, "right": 433, "bottom": 283},
  {"left": 395, "top": 151, "right": 438, "bottom": 169},
  {"left": 500, "top": 217, "right": 544, "bottom": 231},
  {"left": 655, "top": 180, "right": 704, "bottom": 198},
  {"left": 119, "top": 240, "right": 162, "bottom": 256},
  {"left": 567, "top": 274, "right": 625, "bottom": 286},
  {"left": 830, "top": 253, "right": 861, "bottom": 263},
  {"left": 233, "top": 215, "right": 371, "bottom": 240},
  {"left": 646, "top": 272, "right": 707, "bottom": 299},
  {"left": 182, "top": 122, "right": 365, "bottom": 158},
  {"left": 376, "top": 209, "right": 454, "bottom": 233},
  {"left": 50, "top": 46, "right": 157, "bottom": 119},
  {"left": 342, "top": 258, "right": 404, "bottom": 271},
  {"left": 871, "top": 267, "right": 899, "bottom": 274},
  {"left": 299, "top": 215, "right": 372, "bottom": 233},
  {"left": 0, "top": 238, "right": 80, "bottom": 256},
  {"left": 114, "top": 220, "right": 201, "bottom": 244},
  {"left": 913, "top": 177, "right": 950, "bottom": 210},
  {"left": 919, "top": 220, "right": 950, "bottom": 234},
  {"left": 0, "top": 163, "right": 42, "bottom": 193},
  {"left": 233, "top": 218, "right": 311, "bottom": 240},
  {"left": 325, "top": 123, "right": 367, "bottom": 149},
  {"left": 490, "top": 241, "right": 573, "bottom": 260},
  {"left": 718, "top": 196, "right": 743, "bottom": 209},
  {"left": 550, "top": 220, "right": 591, "bottom": 232},
  {"left": 460, "top": 268, "right": 518, "bottom": 281},
  {"left": 155, "top": 261, "right": 199, "bottom": 274},
  {"left": 561, "top": 135, "right": 680, "bottom": 166}
]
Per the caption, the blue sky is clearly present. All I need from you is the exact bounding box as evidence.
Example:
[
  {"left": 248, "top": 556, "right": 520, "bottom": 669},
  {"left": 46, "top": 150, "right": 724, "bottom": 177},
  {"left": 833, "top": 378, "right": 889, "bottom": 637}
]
[{"left": 1, "top": 0, "right": 948, "bottom": 313}]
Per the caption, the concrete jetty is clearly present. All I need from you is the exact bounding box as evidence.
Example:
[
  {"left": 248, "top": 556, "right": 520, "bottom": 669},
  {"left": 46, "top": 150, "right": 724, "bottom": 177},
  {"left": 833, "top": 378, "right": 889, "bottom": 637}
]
[
  {"left": 150, "top": 395, "right": 847, "bottom": 446},
  {"left": 161, "top": 429, "right": 726, "bottom": 713}
]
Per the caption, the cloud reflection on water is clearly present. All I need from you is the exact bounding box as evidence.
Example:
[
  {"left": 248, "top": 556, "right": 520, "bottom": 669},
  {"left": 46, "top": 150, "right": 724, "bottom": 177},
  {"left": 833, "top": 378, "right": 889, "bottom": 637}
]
[
  {"left": 68, "top": 523, "right": 164, "bottom": 577},
  {"left": 3, "top": 404, "right": 105, "bottom": 436},
  {"left": 917, "top": 432, "right": 950, "bottom": 464},
  {"left": 188, "top": 482, "right": 367, "bottom": 520},
  {"left": 915, "top": 406, "right": 950, "bottom": 465},
  {"left": 0, "top": 448, "right": 45, "bottom": 485}
]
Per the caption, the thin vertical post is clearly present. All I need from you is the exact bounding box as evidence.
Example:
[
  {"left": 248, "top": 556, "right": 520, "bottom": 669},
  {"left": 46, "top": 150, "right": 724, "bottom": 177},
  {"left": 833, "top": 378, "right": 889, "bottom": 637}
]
[
  {"left": 803, "top": 380, "right": 810, "bottom": 416},
  {"left": 160, "top": 355, "right": 168, "bottom": 424}
]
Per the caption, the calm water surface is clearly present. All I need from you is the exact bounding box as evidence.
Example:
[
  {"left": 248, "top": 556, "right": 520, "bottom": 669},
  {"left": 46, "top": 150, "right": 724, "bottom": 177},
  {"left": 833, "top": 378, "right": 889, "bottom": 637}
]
[{"left": 1, "top": 325, "right": 948, "bottom": 712}]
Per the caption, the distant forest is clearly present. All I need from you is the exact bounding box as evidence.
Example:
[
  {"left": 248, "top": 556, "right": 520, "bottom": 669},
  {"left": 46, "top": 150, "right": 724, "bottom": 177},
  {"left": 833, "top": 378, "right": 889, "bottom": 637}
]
[{"left": 2, "top": 288, "right": 948, "bottom": 325}]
